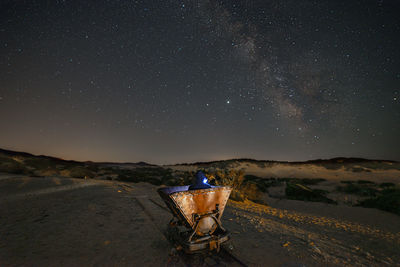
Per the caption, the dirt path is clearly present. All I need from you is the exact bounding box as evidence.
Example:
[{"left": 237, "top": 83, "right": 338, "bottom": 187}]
[
  {"left": 0, "top": 176, "right": 172, "bottom": 266},
  {"left": 1, "top": 174, "right": 399, "bottom": 266}
]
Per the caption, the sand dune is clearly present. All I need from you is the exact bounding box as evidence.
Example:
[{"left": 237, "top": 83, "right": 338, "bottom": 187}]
[{"left": 169, "top": 161, "right": 400, "bottom": 183}]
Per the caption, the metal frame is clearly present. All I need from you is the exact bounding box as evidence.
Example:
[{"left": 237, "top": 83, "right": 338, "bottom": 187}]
[{"left": 158, "top": 186, "right": 232, "bottom": 253}]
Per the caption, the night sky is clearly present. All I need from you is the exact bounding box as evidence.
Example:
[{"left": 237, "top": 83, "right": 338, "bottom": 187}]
[{"left": 1, "top": 0, "right": 399, "bottom": 164}]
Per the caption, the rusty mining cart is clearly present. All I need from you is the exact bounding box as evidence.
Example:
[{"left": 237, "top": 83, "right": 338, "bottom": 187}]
[{"left": 158, "top": 185, "right": 232, "bottom": 253}]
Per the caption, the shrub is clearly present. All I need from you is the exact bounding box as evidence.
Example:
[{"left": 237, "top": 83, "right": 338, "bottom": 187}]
[
  {"left": 298, "top": 178, "right": 326, "bottom": 185},
  {"left": 358, "top": 188, "right": 400, "bottom": 216},
  {"left": 86, "top": 164, "right": 99, "bottom": 172},
  {"left": 322, "top": 163, "right": 342, "bottom": 170},
  {"left": 209, "top": 169, "right": 245, "bottom": 192},
  {"left": 286, "top": 183, "right": 336, "bottom": 204},
  {"left": 240, "top": 181, "right": 265, "bottom": 203},
  {"left": 69, "top": 166, "right": 95, "bottom": 179},
  {"left": 116, "top": 167, "right": 174, "bottom": 186},
  {"left": 207, "top": 170, "right": 267, "bottom": 203},
  {"left": 244, "top": 175, "right": 269, "bottom": 192},
  {"left": 0, "top": 161, "right": 31, "bottom": 175},
  {"left": 24, "top": 158, "right": 57, "bottom": 170},
  {"left": 357, "top": 180, "right": 375, "bottom": 184},
  {"left": 350, "top": 167, "right": 371, "bottom": 173},
  {"left": 379, "top": 182, "right": 395, "bottom": 188},
  {"left": 340, "top": 180, "right": 353, "bottom": 184},
  {"left": 336, "top": 183, "right": 377, "bottom": 197}
]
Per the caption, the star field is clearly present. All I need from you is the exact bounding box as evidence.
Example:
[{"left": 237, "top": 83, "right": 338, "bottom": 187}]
[{"left": 0, "top": 0, "right": 399, "bottom": 164}]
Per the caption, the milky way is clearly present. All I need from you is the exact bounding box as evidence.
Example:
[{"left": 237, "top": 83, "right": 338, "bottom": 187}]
[{"left": 0, "top": 0, "right": 399, "bottom": 163}]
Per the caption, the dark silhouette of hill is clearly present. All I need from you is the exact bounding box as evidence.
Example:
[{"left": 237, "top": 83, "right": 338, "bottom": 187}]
[
  {"left": 1, "top": 147, "right": 399, "bottom": 217},
  {"left": 174, "top": 157, "right": 397, "bottom": 166},
  {"left": 0, "top": 148, "right": 397, "bottom": 168},
  {"left": 0, "top": 148, "right": 153, "bottom": 166}
]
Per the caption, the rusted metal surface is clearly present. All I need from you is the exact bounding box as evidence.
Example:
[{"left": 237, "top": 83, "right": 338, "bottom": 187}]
[
  {"left": 158, "top": 186, "right": 231, "bottom": 229},
  {"left": 170, "top": 186, "right": 231, "bottom": 229},
  {"left": 157, "top": 185, "right": 232, "bottom": 253}
]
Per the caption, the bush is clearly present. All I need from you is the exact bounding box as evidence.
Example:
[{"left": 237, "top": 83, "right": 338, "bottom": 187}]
[
  {"left": 379, "top": 182, "right": 395, "bottom": 188},
  {"left": 24, "top": 158, "right": 57, "bottom": 170},
  {"left": 286, "top": 183, "right": 336, "bottom": 204},
  {"left": 69, "top": 166, "right": 95, "bottom": 178},
  {"left": 244, "top": 175, "right": 268, "bottom": 192},
  {"left": 336, "top": 183, "right": 377, "bottom": 197},
  {"left": 357, "top": 180, "right": 375, "bottom": 184},
  {"left": 86, "top": 164, "right": 99, "bottom": 172},
  {"left": 357, "top": 162, "right": 400, "bottom": 171},
  {"left": 276, "top": 177, "right": 325, "bottom": 186},
  {"left": 209, "top": 169, "right": 245, "bottom": 192},
  {"left": 351, "top": 167, "right": 364, "bottom": 172},
  {"left": 116, "top": 167, "right": 174, "bottom": 186},
  {"left": 298, "top": 178, "right": 326, "bottom": 185},
  {"left": 358, "top": 188, "right": 400, "bottom": 215},
  {"left": 337, "top": 184, "right": 373, "bottom": 196},
  {"left": 207, "top": 170, "right": 267, "bottom": 203},
  {"left": 322, "top": 163, "right": 342, "bottom": 170},
  {"left": 340, "top": 180, "right": 353, "bottom": 184},
  {"left": 240, "top": 181, "right": 265, "bottom": 203},
  {"left": 0, "top": 161, "right": 32, "bottom": 175}
]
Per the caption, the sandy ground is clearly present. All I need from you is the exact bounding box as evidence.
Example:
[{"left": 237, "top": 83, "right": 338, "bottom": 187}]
[{"left": 1, "top": 173, "right": 399, "bottom": 266}]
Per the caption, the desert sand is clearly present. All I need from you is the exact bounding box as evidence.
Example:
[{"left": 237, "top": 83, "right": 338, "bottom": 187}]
[{"left": 1, "top": 173, "right": 399, "bottom": 266}]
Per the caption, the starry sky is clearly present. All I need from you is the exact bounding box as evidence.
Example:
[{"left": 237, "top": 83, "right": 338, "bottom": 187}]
[{"left": 1, "top": 0, "right": 399, "bottom": 164}]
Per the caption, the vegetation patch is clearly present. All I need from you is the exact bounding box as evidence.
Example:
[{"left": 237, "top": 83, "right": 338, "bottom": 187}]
[
  {"left": 320, "top": 163, "right": 343, "bottom": 170},
  {"left": 243, "top": 175, "right": 282, "bottom": 192},
  {"left": 358, "top": 188, "right": 400, "bottom": 216},
  {"left": 24, "top": 158, "right": 58, "bottom": 170},
  {"left": 297, "top": 178, "right": 326, "bottom": 185},
  {"left": 276, "top": 177, "right": 326, "bottom": 185},
  {"left": 69, "top": 166, "right": 96, "bottom": 179},
  {"left": 357, "top": 161, "right": 400, "bottom": 171},
  {"left": 357, "top": 180, "right": 375, "bottom": 184},
  {"left": 0, "top": 159, "right": 32, "bottom": 175},
  {"left": 336, "top": 183, "right": 378, "bottom": 197},
  {"left": 379, "top": 182, "right": 395, "bottom": 188},
  {"left": 285, "top": 183, "right": 336, "bottom": 204},
  {"left": 116, "top": 167, "right": 175, "bottom": 186},
  {"left": 205, "top": 170, "right": 267, "bottom": 204},
  {"left": 350, "top": 167, "right": 371, "bottom": 172},
  {"left": 340, "top": 180, "right": 353, "bottom": 184}
]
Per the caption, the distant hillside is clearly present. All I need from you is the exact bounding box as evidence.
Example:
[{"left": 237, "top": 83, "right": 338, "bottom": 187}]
[
  {"left": 1, "top": 148, "right": 398, "bottom": 174},
  {"left": 0, "top": 148, "right": 153, "bottom": 166},
  {"left": 0, "top": 148, "right": 83, "bottom": 165},
  {"left": 1, "top": 147, "right": 399, "bottom": 183},
  {"left": 302, "top": 157, "right": 397, "bottom": 164},
  {"left": 0, "top": 148, "right": 153, "bottom": 178},
  {"left": 170, "top": 156, "right": 399, "bottom": 173},
  {"left": 1, "top": 148, "right": 400, "bottom": 216},
  {"left": 174, "top": 157, "right": 397, "bottom": 166}
]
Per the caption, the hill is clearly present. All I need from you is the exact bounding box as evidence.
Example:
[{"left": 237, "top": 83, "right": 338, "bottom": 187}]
[{"left": 1, "top": 148, "right": 400, "bottom": 216}]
